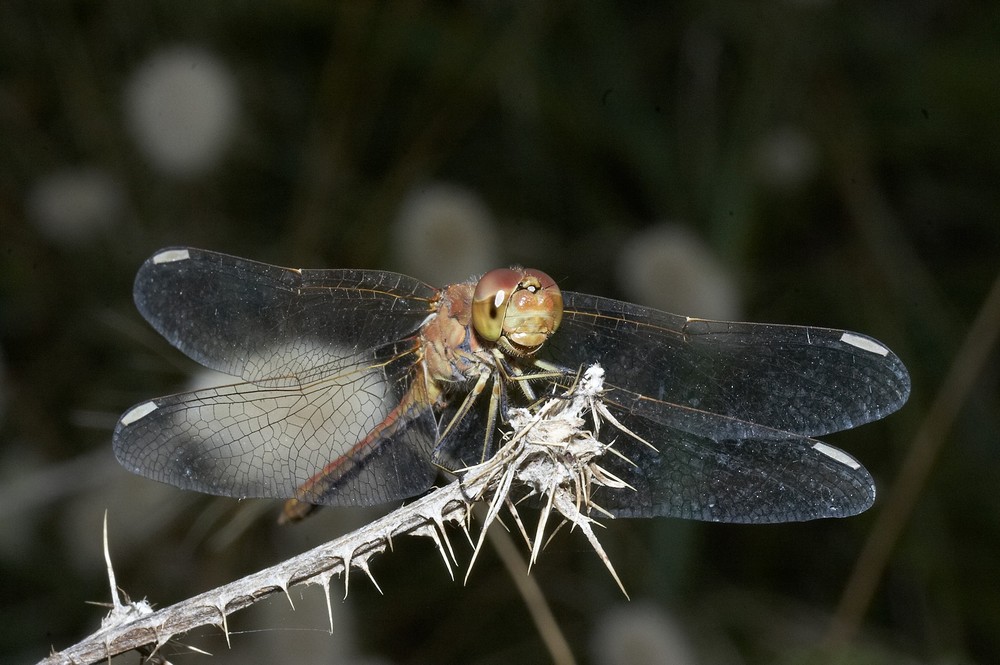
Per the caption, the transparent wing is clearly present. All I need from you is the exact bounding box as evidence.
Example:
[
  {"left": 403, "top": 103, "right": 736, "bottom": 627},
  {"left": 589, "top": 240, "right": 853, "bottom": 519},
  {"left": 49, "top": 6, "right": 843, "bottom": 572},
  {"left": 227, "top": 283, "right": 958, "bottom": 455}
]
[
  {"left": 115, "top": 247, "right": 444, "bottom": 505},
  {"left": 113, "top": 340, "right": 440, "bottom": 505},
  {"left": 132, "top": 247, "right": 437, "bottom": 382},
  {"left": 546, "top": 291, "right": 911, "bottom": 438},
  {"left": 532, "top": 291, "right": 907, "bottom": 522},
  {"left": 594, "top": 394, "right": 874, "bottom": 522}
]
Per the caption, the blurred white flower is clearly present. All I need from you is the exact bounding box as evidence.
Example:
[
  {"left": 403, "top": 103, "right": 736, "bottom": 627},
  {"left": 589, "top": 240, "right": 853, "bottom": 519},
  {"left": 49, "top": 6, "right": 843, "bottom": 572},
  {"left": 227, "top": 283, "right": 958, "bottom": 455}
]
[
  {"left": 27, "top": 167, "right": 123, "bottom": 244},
  {"left": 392, "top": 183, "right": 499, "bottom": 285},
  {"left": 124, "top": 45, "right": 239, "bottom": 176},
  {"left": 591, "top": 602, "right": 696, "bottom": 665},
  {"left": 753, "top": 126, "right": 819, "bottom": 191},
  {"left": 617, "top": 224, "right": 740, "bottom": 320}
]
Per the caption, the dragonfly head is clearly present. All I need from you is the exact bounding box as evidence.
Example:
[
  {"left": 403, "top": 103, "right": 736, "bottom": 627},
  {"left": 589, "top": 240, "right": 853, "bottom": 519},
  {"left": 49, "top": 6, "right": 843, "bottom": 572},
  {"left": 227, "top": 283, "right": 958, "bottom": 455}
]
[{"left": 472, "top": 267, "right": 563, "bottom": 357}]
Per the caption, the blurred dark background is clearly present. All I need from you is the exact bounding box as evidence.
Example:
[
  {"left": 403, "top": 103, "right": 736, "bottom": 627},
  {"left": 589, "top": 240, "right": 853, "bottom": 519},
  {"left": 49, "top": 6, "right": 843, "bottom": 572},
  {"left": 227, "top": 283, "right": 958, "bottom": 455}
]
[{"left": 1, "top": 3, "right": 997, "bottom": 664}]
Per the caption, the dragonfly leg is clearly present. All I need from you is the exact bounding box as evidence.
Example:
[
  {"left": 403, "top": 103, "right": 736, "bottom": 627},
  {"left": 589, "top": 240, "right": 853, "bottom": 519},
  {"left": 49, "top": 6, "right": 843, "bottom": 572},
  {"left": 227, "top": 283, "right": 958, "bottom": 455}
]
[
  {"left": 489, "top": 348, "right": 538, "bottom": 403},
  {"left": 480, "top": 377, "right": 502, "bottom": 463},
  {"left": 438, "top": 371, "right": 490, "bottom": 444}
]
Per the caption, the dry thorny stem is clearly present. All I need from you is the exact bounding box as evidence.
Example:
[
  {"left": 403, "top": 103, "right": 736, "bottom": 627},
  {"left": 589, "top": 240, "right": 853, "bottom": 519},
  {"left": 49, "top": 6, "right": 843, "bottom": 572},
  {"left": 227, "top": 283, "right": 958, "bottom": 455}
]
[{"left": 41, "top": 364, "right": 646, "bottom": 665}]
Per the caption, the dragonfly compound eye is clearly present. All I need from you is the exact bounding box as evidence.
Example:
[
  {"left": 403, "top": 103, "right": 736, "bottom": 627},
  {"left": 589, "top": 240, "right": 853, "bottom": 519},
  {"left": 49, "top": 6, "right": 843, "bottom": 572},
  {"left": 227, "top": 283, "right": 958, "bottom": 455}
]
[
  {"left": 473, "top": 267, "right": 563, "bottom": 355},
  {"left": 472, "top": 268, "right": 521, "bottom": 342}
]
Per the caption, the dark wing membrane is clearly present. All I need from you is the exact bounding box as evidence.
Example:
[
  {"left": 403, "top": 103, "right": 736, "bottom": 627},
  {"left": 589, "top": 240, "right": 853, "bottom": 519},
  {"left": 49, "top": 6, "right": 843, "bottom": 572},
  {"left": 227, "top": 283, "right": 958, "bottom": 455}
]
[
  {"left": 113, "top": 341, "right": 440, "bottom": 505},
  {"left": 545, "top": 291, "right": 911, "bottom": 438},
  {"left": 595, "top": 404, "right": 875, "bottom": 522},
  {"left": 133, "top": 247, "right": 438, "bottom": 382}
]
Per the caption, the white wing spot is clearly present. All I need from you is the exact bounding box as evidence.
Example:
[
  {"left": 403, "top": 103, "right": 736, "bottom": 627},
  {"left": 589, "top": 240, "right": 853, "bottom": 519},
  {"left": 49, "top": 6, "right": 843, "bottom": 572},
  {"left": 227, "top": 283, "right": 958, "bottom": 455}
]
[
  {"left": 121, "top": 400, "right": 159, "bottom": 425},
  {"left": 840, "top": 332, "right": 889, "bottom": 356},
  {"left": 152, "top": 248, "right": 191, "bottom": 264},
  {"left": 812, "top": 441, "right": 861, "bottom": 470}
]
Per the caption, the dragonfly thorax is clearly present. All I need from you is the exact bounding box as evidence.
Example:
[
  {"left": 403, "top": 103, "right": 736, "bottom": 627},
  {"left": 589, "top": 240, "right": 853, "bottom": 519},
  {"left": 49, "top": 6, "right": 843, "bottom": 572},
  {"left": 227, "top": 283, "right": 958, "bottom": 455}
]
[{"left": 471, "top": 267, "right": 563, "bottom": 357}]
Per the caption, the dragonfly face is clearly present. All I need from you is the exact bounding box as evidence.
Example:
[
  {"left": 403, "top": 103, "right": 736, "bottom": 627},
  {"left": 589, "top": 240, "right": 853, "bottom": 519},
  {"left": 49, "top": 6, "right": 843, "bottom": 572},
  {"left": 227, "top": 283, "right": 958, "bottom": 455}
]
[
  {"left": 114, "top": 248, "right": 911, "bottom": 525},
  {"left": 470, "top": 267, "right": 563, "bottom": 356},
  {"left": 415, "top": 267, "right": 561, "bottom": 391}
]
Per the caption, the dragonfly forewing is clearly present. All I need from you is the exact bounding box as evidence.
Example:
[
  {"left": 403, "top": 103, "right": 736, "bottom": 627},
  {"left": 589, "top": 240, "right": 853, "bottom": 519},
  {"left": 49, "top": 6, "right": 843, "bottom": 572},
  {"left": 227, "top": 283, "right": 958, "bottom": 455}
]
[
  {"left": 133, "top": 247, "right": 437, "bottom": 382},
  {"left": 550, "top": 291, "right": 910, "bottom": 438}
]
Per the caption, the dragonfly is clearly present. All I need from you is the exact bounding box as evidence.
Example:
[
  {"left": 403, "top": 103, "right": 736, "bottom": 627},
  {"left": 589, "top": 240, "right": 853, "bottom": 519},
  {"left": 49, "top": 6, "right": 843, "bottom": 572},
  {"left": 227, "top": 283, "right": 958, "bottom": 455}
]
[{"left": 113, "top": 247, "right": 910, "bottom": 524}]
